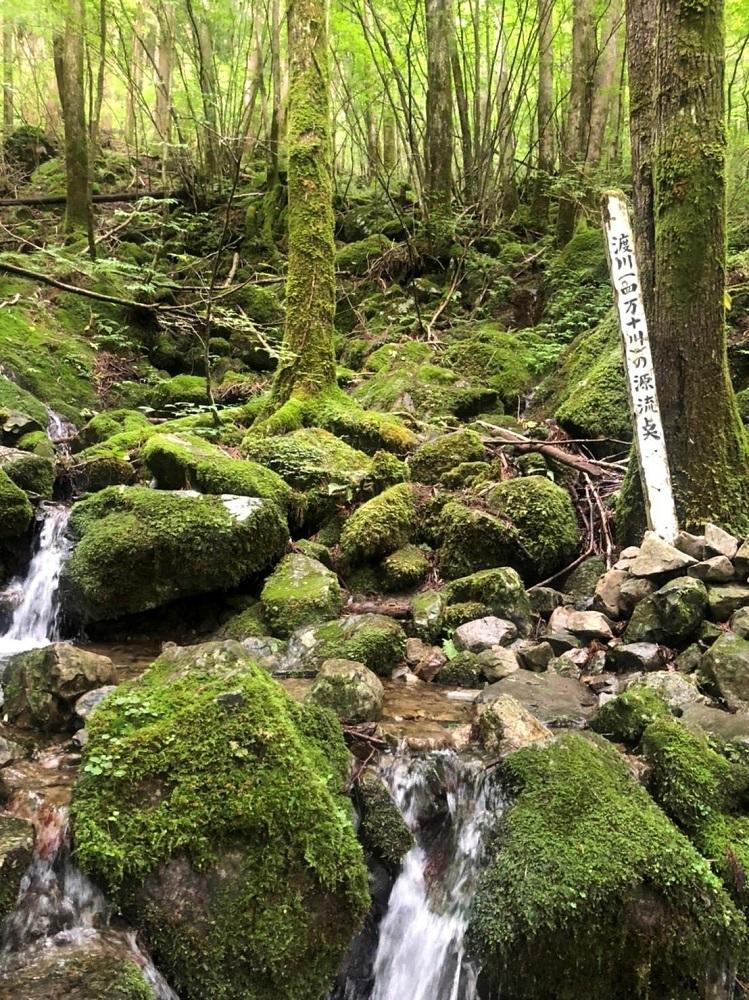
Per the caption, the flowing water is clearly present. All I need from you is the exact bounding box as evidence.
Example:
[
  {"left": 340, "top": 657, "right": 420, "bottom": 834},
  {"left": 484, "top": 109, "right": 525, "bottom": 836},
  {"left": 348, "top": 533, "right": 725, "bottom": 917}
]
[
  {"left": 0, "top": 503, "right": 71, "bottom": 658},
  {"left": 339, "top": 751, "right": 501, "bottom": 1000}
]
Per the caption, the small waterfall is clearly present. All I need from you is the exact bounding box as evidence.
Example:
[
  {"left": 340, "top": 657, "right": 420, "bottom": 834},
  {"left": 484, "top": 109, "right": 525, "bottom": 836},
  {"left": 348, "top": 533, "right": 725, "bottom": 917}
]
[
  {"left": 46, "top": 408, "right": 77, "bottom": 453},
  {"left": 366, "top": 753, "right": 501, "bottom": 1000},
  {"left": 0, "top": 803, "right": 178, "bottom": 1000},
  {"left": 0, "top": 503, "right": 71, "bottom": 658}
]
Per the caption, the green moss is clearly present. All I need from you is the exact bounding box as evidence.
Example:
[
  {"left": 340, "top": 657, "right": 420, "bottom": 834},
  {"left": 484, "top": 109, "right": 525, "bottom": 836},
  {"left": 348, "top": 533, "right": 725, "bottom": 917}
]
[
  {"left": 229, "top": 283, "right": 284, "bottom": 325},
  {"left": 434, "top": 501, "right": 516, "bottom": 579},
  {"left": 442, "top": 602, "right": 493, "bottom": 631},
  {"left": 357, "top": 770, "right": 414, "bottom": 871},
  {"left": 215, "top": 605, "right": 269, "bottom": 640},
  {"left": 77, "top": 409, "right": 151, "bottom": 449},
  {"left": 242, "top": 427, "right": 371, "bottom": 491},
  {"left": 261, "top": 554, "right": 343, "bottom": 638},
  {"left": 304, "top": 615, "right": 407, "bottom": 677},
  {"left": 0, "top": 374, "right": 48, "bottom": 430},
  {"left": 335, "top": 234, "right": 395, "bottom": 276},
  {"left": 16, "top": 430, "right": 55, "bottom": 460},
  {"left": 434, "top": 651, "right": 483, "bottom": 688},
  {"left": 70, "top": 642, "right": 369, "bottom": 1000},
  {"left": 143, "top": 433, "right": 291, "bottom": 510},
  {"left": 468, "top": 732, "right": 746, "bottom": 999},
  {"left": 486, "top": 476, "right": 580, "bottom": 579},
  {"left": 737, "top": 387, "right": 749, "bottom": 424},
  {"left": 0, "top": 447, "right": 54, "bottom": 499},
  {"left": 442, "top": 324, "right": 535, "bottom": 404},
  {"left": 149, "top": 374, "right": 210, "bottom": 414},
  {"left": 379, "top": 544, "right": 430, "bottom": 592},
  {"left": 440, "top": 461, "right": 492, "bottom": 488},
  {"left": 444, "top": 567, "right": 532, "bottom": 632},
  {"left": 63, "top": 486, "right": 289, "bottom": 622},
  {"left": 589, "top": 688, "right": 672, "bottom": 746},
  {"left": 0, "top": 466, "right": 33, "bottom": 541},
  {"left": 409, "top": 430, "right": 485, "bottom": 485},
  {"left": 339, "top": 484, "right": 416, "bottom": 563}
]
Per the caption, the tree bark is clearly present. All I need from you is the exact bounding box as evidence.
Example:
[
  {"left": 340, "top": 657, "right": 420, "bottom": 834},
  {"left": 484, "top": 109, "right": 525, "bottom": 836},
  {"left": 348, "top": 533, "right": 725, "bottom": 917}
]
[
  {"left": 586, "top": 0, "right": 623, "bottom": 171},
  {"left": 424, "top": 0, "right": 454, "bottom": 219},
  {"left": 156, "top": 2, "right": 175, "bottom": 151},
  {"left": 2, "top": 20, "right": 13, "bottom": 131},
  {"left": 649, "top": 0, "right": 749, "bottom": 529},
  {"left": 532, "top": 0, "right": 555, "bottom": 224},
  {"left": 268, "top": 0, "right": 283, "bottom": 179},
  {"left": 270, "top": 0, "right": 337, "bottom": 404}
]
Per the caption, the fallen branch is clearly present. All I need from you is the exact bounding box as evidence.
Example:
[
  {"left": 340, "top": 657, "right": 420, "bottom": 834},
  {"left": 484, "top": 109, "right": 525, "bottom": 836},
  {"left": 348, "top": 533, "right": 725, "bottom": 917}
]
[
  {"left": 343, "top": 598, "right": 412, "bottom": 619},
  {"left": 478, "top": 421, "right": 623, "bottom": 478},
  {"left": 0, "top": 190, "right": 176, "bottom": 208}
]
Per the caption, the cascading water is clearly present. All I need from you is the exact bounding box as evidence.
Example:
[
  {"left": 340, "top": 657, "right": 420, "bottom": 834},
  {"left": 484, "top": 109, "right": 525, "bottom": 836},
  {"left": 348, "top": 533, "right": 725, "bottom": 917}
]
[
  {"left": 337, "top": 752, "right": 501, "bottom": 1000},
  {"left": 0, "top": 503, "right": 71, "bottom": 658}
]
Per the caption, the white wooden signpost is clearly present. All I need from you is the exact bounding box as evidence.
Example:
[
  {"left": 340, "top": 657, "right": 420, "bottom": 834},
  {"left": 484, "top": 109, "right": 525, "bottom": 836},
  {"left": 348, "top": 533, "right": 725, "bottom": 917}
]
[{"left": 601, "top": 191, "right": 678, "bottom": 544}]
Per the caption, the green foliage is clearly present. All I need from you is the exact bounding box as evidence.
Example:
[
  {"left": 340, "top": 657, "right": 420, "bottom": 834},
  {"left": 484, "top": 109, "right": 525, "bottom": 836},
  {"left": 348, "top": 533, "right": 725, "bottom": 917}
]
[{"left": 0, "top": 466, "right": 33, "bottom": 542}]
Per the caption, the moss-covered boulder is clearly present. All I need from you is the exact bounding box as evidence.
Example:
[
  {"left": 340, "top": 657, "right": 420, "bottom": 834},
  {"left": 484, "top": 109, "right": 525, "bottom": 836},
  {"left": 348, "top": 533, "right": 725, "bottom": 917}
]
[
  {"left": 0, "top": 814, "right": 35, "bottom": 920},
  {"left": 356, "top": 770, "right": 414, "bottom": 871},
  {"left": 434, "top": 651, "right": 484, "bottom": 688},
  {"left": 62, "top": 486, "right": 289, "bottom": 622},
  {"left": 336, "top": 234, "right": 395, "bottom": 276},
  {"left": 409, "top": 430, "right": 485, "bottom": 485},
  {"left": 0, "top": 375, "right": 47, "bottom": 441},
  {"left": 242, "top": 427, "right": 372, "bottom": 493},
  {"left": 0, "top": 445, "right": 54, "bottom": 500},
  {"left": 77, "top": 409, "right": 151, "bottom": 450},
  {"left": 280, "top": 614, "right": 407, "bottom": 678},
  {"left": 339, "top": 484, "right": 417, "bottom": 563},
  {"left": 486, "top": 476, "right": 580, "bottom": 579},
  {"left": 701, "top": 632, "right": 749, "bottom": 711},
  {"left": 260, "top": 554, "right": 343, "bottom": 638},
  {"left": 307, "top": 658, "right": 384, "bottom": 723},
  {"left": 589, "top": 687, "right": 672, "bottom": 746},
  {"left": 468, "top": 732, "right": 746, "bottom": 999},
  {"left": 143, "top": 433, "right": 291, "bottom": 509},
  {"left": 149, "top": 375, "right": 210, "bottom": 414},
  {"left": 624, "top": 576, "right": 708, "bottom": 645},
  {"left": 433, "top": 501, "right": 516, "bottom": 579},
  {"left": 0, "top": 466, "right": 34, "bottom": 542},
  {"left": 442, "top": 324, "right": 536, "bottom": 405},
  {"left": 444, "top": 567, "right": 532, "bottom": 633},
  {"left": 411, "top": 589, "right": 446, "bottom": 643},
  {"left": 70, "top": 641, "right": 370, "bottom": 1000},
  {"left": 379, "top": 544, "right": 430, "bottom": 592}
]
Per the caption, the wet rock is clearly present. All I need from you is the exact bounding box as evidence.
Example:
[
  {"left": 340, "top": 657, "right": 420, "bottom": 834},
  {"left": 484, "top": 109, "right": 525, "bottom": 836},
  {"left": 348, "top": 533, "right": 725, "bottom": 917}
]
[
  {"left": 307, "top": 659, "right": 384, "bottom": 723},
  {"left": 704, "top": 523, "right": 739, "bottom": 560},
  {"left": 606, "top": 642, "right": 666, "bottom": 673},
  {"left": 0, "top": 735, "right": 25, "bottom": 767},
  {"left": 545, "top": 630, "right": 582, "bottom": 654},
  {"left": 278, "top": 614, "right": 407, "bottom": 678},
  {"left": 674, "top": 531, "right": 707, "bottom": 561},
  {"left": 593, "top": 569, "right": 629, "bottom": 619},
  {"left": 454, "top": 616, "right": 517, "bottom": 653},
  {"left": 681, "top": 703, "right": 749, "bottom": 744},
  {"left": 405, "top": 638, "right": 447, "bottom": 680},
  {"left": 734, "top": 540, "right": 749, "bottom": 578},
  {"left": 701, "top": 632, "right": 749, "bottom": 710},
  {"left": 628, "top": 532, "right": 697, "bottom": 577},
  {"left": 356, "top": 770, "right": 414, "bottom": 871},
  {"left": 473, "top": 693, "right": 551, "bottom": 753},
  {"left": 240, "top": 636, "right": 286, "bottom": 672},
  {"left": 476, "top": 669, "right": 596, "bottom": 728},
  {"left": 477, "top": 647, "right": 520, "bottom": 682},
  {"left": 730, "top": 606, "right": 749, "bottom": 639},
  {"left": 3, "top": 643, "right": 118, "bottom": 730},
  {"left": 707, "top": 583, "right": 749, "bottom": 622},
  {"left": 0, "top": 813, "right": 34, "bottom": 920},
  {"left": 527, "top": 586, "right": 566, "bottom": 619},
  {"left": 626, "top": 671, "right": 705, "bottom": 712},
  {"left": 514, "top": 640, "right": 554, "bottom": 673},
  {"left": 73, "top": 685, "right": 117, "bottom": 723},
  {"left": 624, "top": 576, "right": 707, "bottom": 645},
  {"left": 260, "top": 553, "right": 343, "bottom": 638},
  {"left": 688, "top": 556, "right": 735, "bottom": 583},
  {"left": 619, "top": 576, "right": 656, "bottom": 614},
  {"left": 547, "top": 607, "right": 613, "bottom": 641},
  {"left": 410, "top": 589, "right": 446, "bottom": 643}
]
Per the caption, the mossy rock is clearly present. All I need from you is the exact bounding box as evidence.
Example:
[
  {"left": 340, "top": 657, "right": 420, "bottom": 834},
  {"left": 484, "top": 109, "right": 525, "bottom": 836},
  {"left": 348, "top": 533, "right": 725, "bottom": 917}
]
[
  {"left": 411, "top": 589, "right": 447, "bottom": 643},
  {"left": 0, "top": 943, "right": 158, "bottom": 1000},
  {"left": 17, "top": 429, "right": 55, "bottom": 460},
  {"left": 0, "top": 466, "right": 34, "bottom": 542},
  {"left": 0, "top": 374, "right": 48, "bottom": 435},
  {"left": 0, "top": 814, "right": 35, "bottom": 921},
  {"left": 0, "top": 445, "right": 54, "bottom": 499},
  {"left": 434, "top": 501, "right": 516, "bottom": 580},
  {"left": 356, "top": 770, "right": 413, "bottom": 871},
  {"left": 623, "top": 576, "right": 708, "bottom": 645},
  {"left": 228, "top": 283, "right": 284, "bottom": 325},
  {"left": 434, "top": 651, "right": 483, "bottom": 688},
  {"left": 281, "top": 614, "right": 407, "bottom": 678},
  {"left": 442, "top": 324, "right": 535, "bottom": 405},
  {"left": 442, "top": 601, "right": 493, "bottom": 631},
  {"left": 485, "top": 476, "right": 580, "bottom": 580},
  {"left": 261, "top": 554, "right": 343, "bottom": 638},
  {"left": 149, "top": 375, "right": 211, "bottom": 414},
  {"left": 214, "top": 604, "right": 269, "bottom": 641},
  {"left": 306, "top": 658, "right": 384, "bottom": 723},
  {"left": 589, "top": 687, "right": 672, "bottom": 746},
  {"left": 242, "top": 427, "right": 372, "bottom": 492},
  {"left": 76, "top": 409, "right": 152, "bottom": 450},
  {"left": 143, "top": 432, "right": 291, "bottom": 510},
  {"left": 444, "top": 567, "right": 531, "bottom": 634},
  {"left": 62, "top": 486, "right": 289, "bottom": 622},
  {"left": 468, "top": 732, "right": 746, "bottom": 999},
  {"left": 379, "top": 544, "right": 430, "bottom": 592},
  {"left": 339, "top": 484, "right": 417, "bottom": 564},
  {"left": 409, "top": 429, "right": 485, "bottom": 485},
  {"left": 70, "top": 641, "right": 369, "bottom": 1000},
  {"left": 336, "top": 234, "right": 395, "bottom": 276}
]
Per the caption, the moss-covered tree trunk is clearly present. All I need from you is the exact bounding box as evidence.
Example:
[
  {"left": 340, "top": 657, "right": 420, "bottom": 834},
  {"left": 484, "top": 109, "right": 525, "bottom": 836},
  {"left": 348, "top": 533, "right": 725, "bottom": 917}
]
[
  {"left": 58, "top": 0, "right": 94, "bottom": 255},
  {"left": 270, "top": 0, "right": 337, "bottom": 406},
  {"left": 649, "top": 0, "right": 749, "bottom": 530},
  {"left": 424, "top": 0, "right": 454, "bottom": 219}
]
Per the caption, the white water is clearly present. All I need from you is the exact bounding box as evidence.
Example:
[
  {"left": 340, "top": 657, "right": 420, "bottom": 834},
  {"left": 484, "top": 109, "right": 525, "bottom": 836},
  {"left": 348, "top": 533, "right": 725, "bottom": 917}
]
[
  {"left": 0, "top": 803, "right": 179, "bottom": 1000},
  {"left": 369, "top": 753, "right": 501, "bottom": 1000},
  {"left": 0, "top": 504, "right": 71, "bottom": 658}
]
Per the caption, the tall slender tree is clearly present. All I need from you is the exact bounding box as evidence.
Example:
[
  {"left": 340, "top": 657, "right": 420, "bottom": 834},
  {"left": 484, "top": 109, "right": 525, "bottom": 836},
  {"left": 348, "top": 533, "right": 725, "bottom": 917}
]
[{"left": 424, "top": 0, "right": 454, "bottom": 218}]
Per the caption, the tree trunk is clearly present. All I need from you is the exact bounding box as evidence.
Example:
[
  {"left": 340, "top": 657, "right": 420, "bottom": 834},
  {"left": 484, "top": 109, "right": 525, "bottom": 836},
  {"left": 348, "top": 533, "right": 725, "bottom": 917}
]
[
  {"left": 556, "top": 0, "right": 595, "bottom": 245},
  {"left": 450, "top": 30, "right": 473, "bottom": 203},
  {"left": 382, "top": 111, "right": 397, "bottom": 176},
  {"left": 424, "top": 0, "right": 453, "bottom": 219},
  {"left": 156, "top": 3, "right": 175, "bottom": 150},
  {"left": 89, "top": 0, "right": 106, "bottom": 161},
  {"left": 648, "top": 0, "right": 748, "bottom": 529},
  {"left": 2, "top": 20, "right": 13, "bottom": 131},
  {"left": 57, "top": 0, "right": 94, "bottom": 254},
  {"left": 270, "top": 0, "right": 336, "bottom": 405},
  {"left": 197, "top": 19, "right": 219, "bottom": 177},
  {"left": 586, "top": 0, "right": 623, "bottom": 171},
  {"left": 268, "top": 0, "right": 283, "bottom": 178},
  {"left": 532, "top": 0, "right": 555, "bottom": 224}
]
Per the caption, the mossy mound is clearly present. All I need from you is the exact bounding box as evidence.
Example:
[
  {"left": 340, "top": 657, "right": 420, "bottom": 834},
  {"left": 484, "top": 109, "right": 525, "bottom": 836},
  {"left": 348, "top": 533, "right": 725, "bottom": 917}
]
[
  {"left": 379, "top": 544, "right": 430, "bottom": 592},
  {"left": 0, "top": 446, "right": 54, "bottom": 499},
  {"left": 213, "top": 604, "right": 269, "bottom": 641},
  {"left": 339, "top": 484, "right": 417, "bottom": 563},
  {"left": 282, "top": 614, "right": 407, "bottom": 678},
  {"left": 409, "top": 429, "right": 485, "bottom": 485},
  {"left": 17, "top": 430, "right": 55, "bottom": 460},
  {"left": 336, "top": 234, "right": 395, "bottom": 276},
  {"left": 62, "top": 486, "right": 289, "bottom": 622},
  {"left": 261, "top": 554, "right": 343, "bottom": 638},
  {"left": 242, "top": 427, "right": 372, "bottom": 492},
  {"left": 442, "top": 324, "right": 536, "bottom": 405},
  {"left": 0, "top": 942, "right": 157, "bottom": 1000},
  {"left": 486, "top": 476, "right": 580, "bottom": 579},
  {"left": 0, "top": 466, "right": 34, "bottom": 542},
  {"left": 70, "top": 641, "right": 369, "bottom": 1000},
  {"left": 76, "top": 409, "right": 152, "bottom": 449},
  {"left": 356, "top": 771, "right": 414, "bottom": 871},
  {"left": 444, "top": 567, "right": 531, "bottom": 632},
  {"left": 143, "top": 433, "right": 291, "bottom": 510},
  {"left": 0, "top": 374, "right": 48, "bottom": 436},
  {"left": 149, "top": 375, "right": 210, "bottom": 415},
  {"left": 433, "top": 501, "right": 516, "bottom": 580},
  {"left": 590, "top": 687, "right": 672, "bottom": 746},
  {"left": 434, "top": 652, "right": 483, "bottom": 688},
  {"left": 468, "top": 732, "right": 746, "bottom": 999}
]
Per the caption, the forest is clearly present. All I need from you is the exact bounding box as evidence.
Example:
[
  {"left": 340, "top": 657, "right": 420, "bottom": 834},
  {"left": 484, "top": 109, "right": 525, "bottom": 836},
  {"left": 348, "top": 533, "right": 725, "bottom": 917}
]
[{"left": 0, "top": 0, "right": 747, "bottom": 995}]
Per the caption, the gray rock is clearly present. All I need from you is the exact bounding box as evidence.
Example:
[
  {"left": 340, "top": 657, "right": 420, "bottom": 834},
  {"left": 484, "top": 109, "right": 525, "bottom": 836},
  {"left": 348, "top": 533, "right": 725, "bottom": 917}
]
[
  {"left": 701, "top": 632, "right": 749, "bottom": 710},
  {"left": 0, "top": 814, "right": 34, "bottom": 920},
  {"left": 528, "top": 586, "right": 566, "bottom": 619},
  {"left": 564, "top": 556, "right": 605, "bottom": 600},
  {"left": 619, "top": 576, "right": 657, "bottom": 614},
  {"left": 545, "top": 630, "right": 582, "bottom": 654},
  {"left": 550, "top": 648, "right": 589, "bottom": 679},
  {"left": 476, "top": 669, "right": 596, "bottom": 728},
  {"left": 698, "top": 620, "right": 722, "bottom": 645},
  {"left": 704, "top": 522, "right": 739, "bottom": 560},
  {"left": 547, "top": 607, "right": 613, "bottom": 641},
  {"left": 408, "top": 640, "right": 448, "bottom": 682},
  {"left": 73, "top": 685, "right": 116, "bottom": 723},
  {"left": 514, "top": 640, "right": 555, "bottom": 673},
  {"left": 241, "top": 636, "right": 286, "bottom": 672},
  {"left": 613, "top": 546, "right": 641, "bottom": 571},
  {"left": 593, "top": 569, "right": 630, "bottom": 619},
  {"left": 473, "top": 693, "right": 551, "bottom": 753},
  {"left": 606, "top": 642, "right": 666, "bottom": 673},
  {"left": 674, "top": 531, "right": 707, "bottom": 561},
  {"left": 707, "top": 584, "right": 749, "bottom": 622},
  {"left": 681, "top": 703, "right": 749, "bottom": 744},
  {"left": 731, "top": 607, "right": 749, "bottom": 639},
  {"left": 675, "top": 643, "right": 705, "bottom": 674},
  {"left": 454, "top": 616, "right": 517, "bottom": 653},
  {"left": 477, "top": 646, "right": 519, "bottom": 682},
  {"left": 0, "top": 735, "right": 24, "bottom": 767},
  {"left": 628, "top": 532, "right": 697, "bottom": 577},
  {"left": 734, "top": 541, "right": 749, "bottom": 578},
  {"left": 306, "top": 659, "right": 384, "bottom": 723},
  {"left": 626, "top": 671, "right": 705, "bottom": 712},
  {"left": 624, "top": 576, "right": 707, "bottom": 645},
  {"left": 687, "top": 555, "right": 735, "bottom": 583}
]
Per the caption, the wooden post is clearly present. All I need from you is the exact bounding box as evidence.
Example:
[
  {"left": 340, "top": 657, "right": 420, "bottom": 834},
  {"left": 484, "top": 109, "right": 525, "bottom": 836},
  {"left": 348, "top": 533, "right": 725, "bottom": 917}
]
[{"left": 602, "top": 190, "right": 678, "bottom": 543}]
